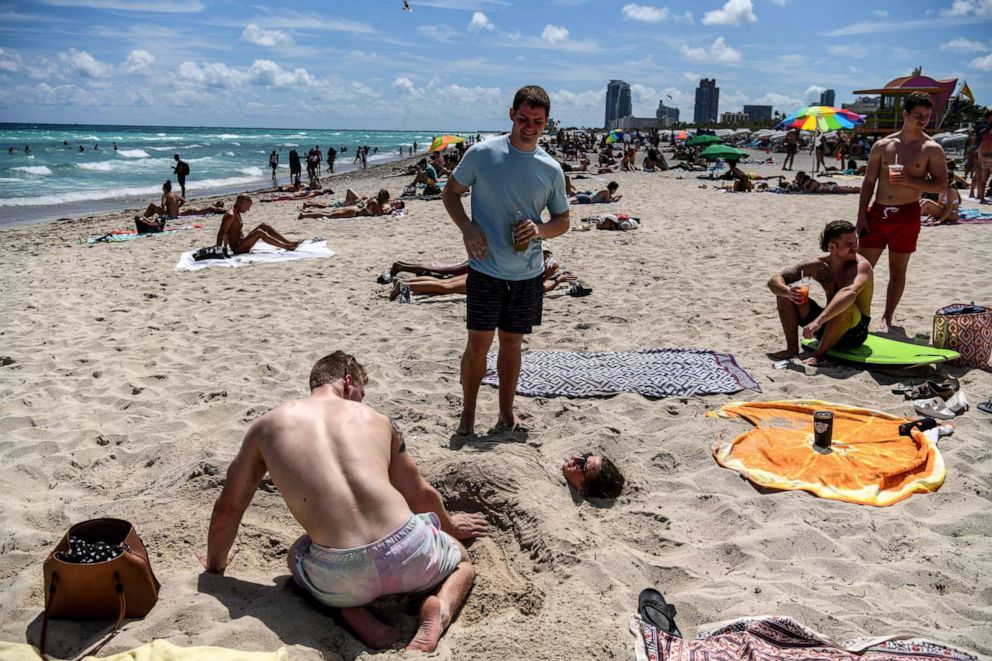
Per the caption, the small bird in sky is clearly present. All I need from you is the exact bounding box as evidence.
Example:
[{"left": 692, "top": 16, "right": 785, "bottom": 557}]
[{"left": 403, "top": 0, "right": 412, "bottom": 11}]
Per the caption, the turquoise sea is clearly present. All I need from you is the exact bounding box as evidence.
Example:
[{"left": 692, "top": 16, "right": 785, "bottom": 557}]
[{"left": 0, "top": 124, "right": 480, "bottom": 226}]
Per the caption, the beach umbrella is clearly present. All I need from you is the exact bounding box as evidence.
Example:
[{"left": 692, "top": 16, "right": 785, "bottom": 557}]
[
  {"left": 675, "top": 130, "right": 688, "bottom": 140},
  {"left": 688, "top": 134, "right": 723, "bottom": 147},
  {"left": 605, "top": 129, "right": 625, "bottom": 144},
  {"left": 428, "top": 135, "right": 464, "bottom": 152},
  {"left": 709, "top": 400, "right": 945, "bottom": 507},
  {"left": 698, "top": 144, "right": 748, "bottom": 161},
  {"left": 775, "top": 106, "right": 865, "bottom": 132}
]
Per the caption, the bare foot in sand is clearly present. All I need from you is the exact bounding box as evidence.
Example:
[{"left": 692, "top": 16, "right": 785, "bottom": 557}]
[
  {"left": 340, "top": 607, "right": 402, "bottom": 649},
  {"left": 879, "top": 316, "right": 892, "bottom": 332},
  {"left": 494, "top": 413, "right": 526, "bottom": 432},
  {"left": 406, "top": 595, "right": 449, "bottom": 652},
  {"left": 456, "top": 410, "right": 474, "bottom": 436},
  {"left": 767, "top": 349, "right": 800, "bottom": 360}
]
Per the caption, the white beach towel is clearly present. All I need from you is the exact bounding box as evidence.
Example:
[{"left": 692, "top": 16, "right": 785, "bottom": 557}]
[{"left": 175, "top": 239, "right": 334, "bottom": 272}]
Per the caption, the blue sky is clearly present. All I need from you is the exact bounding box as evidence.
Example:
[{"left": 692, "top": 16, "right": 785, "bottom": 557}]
[{"left": 0, "top": 0, "right": 988, "bottom": 130}]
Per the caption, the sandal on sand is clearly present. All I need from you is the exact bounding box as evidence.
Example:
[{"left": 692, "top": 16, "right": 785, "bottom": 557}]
[
  {"left": 978, "top": 398, "right": 992, "bottom": 414},
  {"left": 568, "top": 281, "right": 593, "bottom": 297},
  {"left": 376, "top": 270, "right": 392, "bottom": 285},
  {"left": 638, "top": 588, "right": 682, "bottom": 637},
  {"left": 914, "top": 396, "right": 965, "bottom": 420}
]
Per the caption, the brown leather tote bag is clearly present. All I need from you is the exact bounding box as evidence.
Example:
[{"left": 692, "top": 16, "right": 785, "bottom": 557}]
[{"left": 39, "top": 518, "right": 160, "bottom": 660}]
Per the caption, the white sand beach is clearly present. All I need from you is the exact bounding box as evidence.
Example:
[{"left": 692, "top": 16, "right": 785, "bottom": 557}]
[{"left": 1, "top": 153, "right": 990, "bottom": 660}]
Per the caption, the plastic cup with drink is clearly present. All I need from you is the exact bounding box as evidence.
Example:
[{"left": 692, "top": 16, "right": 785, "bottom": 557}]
[
  {"left": 888, "top": 154, "right": 904, "bottom": 184},
  {"left": 792, "top": 276, "right": 811, "bottom": 304}
]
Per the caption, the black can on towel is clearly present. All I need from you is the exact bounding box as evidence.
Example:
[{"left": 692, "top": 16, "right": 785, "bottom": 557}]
[{"left": 813, "top": 410, "right": 833, "bottom": 448}]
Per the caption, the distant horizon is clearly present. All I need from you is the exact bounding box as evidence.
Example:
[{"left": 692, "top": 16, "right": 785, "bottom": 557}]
[{"left": 0, "top": 1, "right": 987, "bottom": 130}]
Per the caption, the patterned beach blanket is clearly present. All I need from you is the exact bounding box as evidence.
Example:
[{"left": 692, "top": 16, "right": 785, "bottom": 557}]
[
  {"left": 631, "top": 615, "right": 978, "bottom": 661},
  {"left": 175, "top": 239, "right": 334, "bottom": 272},
  {"left": 481, "top": 349, "right": 760, "bottom": 399}
]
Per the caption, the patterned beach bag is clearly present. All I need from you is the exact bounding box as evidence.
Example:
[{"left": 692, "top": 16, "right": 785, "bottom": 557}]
[{"left": 932, "top": 303, "right": 992, "bottom": 368}]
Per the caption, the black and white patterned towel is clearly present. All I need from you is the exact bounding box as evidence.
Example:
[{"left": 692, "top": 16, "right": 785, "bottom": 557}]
[{"left": 482, "top": 349, "right": 760, "bottom": 399}]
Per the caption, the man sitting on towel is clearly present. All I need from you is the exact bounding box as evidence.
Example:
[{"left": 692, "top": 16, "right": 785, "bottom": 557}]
[
  {"left": 198, "top": 351, "right": 488, "bottom": 652},
  {"left": 217, "top": 194, "right": 301, "bottom": 254},
  {"left": 768, "top": 220, "right": 874, "bottom": 366}
]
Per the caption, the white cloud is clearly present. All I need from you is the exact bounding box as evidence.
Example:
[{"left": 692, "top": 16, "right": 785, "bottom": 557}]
[
  {"left": 393, "top": 76, "right": 416, "bottom": 94},
  {"left": 542, "top": 24, "right": 570, "bottom": 44},
  {"left": 418, "top": 24, "right": 461, "bottom": 43},
  {"left": 703, "top": 0, "right": 757, "bottom": 26},
  {"left": 825, "top": 43, "right": 870, "bottom": 57},
  {"left": 970, "top": 52, "right": 992, "bottom": 69},
  {"left": 177, "top": 59, "right": 317, "bottom": 89},
  {"left": 941, "top": 36, "right": 987, "bottom": 52},
  {"left": 39, "top": 0, "right": 203, "bottom": 12},
  {"left": 621, "top": 4, "right": 670, "bottom": 22},
  {"left": 248, "top": 59, "right": 315, "bottom": 87},
  {"left": 941, "top": 0, "right": 992, "bottom": 17},
  {"left": 767, "top": 0, "right": 787, "bottom": 5},
  {"left": 178, "top": 60, "right": 244, "bottom": 87},
  {"left": 754, "top": 91, "right": 803, "bottom": 113},
  {"left": 242, "top": 24, "right": 293, "bottom": 47},
  {"left": 680, "top": 36, "right": 742, "bottom": 64},
  {"left": 59, "top": 49, "right": 111, "bottom": 78},
  {"left": 682, "top": 71, "right": 700, "bottom": 82},
  {"left": 872, "top": 9, "right": 888, "bottom": 16},
  {"left": 122, "top": 49, "right": 155, "bottom": 74},
  {"left": 803, "top": 85, "right": 826, "bottom": 102},
  {"left": 468, "top": 11, "right": 494, "bottom": 31},
  {"left": 0, "top": 47, "right": 23, "bottom": 73}
]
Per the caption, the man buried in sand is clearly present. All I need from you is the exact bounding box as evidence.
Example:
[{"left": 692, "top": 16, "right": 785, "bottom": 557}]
[
  {"left": 217, "top": 194, "right": 301, "bottom": 255},
  {"left": 198, "top": 352, "right": 488, "bottom": 652},
  {"left": 768, "top": 220, "right": 874, "bottom": 367}
]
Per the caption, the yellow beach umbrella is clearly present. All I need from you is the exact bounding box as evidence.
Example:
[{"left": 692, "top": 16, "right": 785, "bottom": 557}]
[{"left": 429, "top": 135, "right": 465, "bottom": 152}]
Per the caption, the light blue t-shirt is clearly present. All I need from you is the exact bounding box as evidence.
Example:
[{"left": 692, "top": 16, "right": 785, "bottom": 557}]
[{"left": 451, "top": 136, "right": 568, "bottom": 281}]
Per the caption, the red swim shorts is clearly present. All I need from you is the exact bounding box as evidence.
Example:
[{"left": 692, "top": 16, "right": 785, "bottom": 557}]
[{"left": 860, "top": 201, "right": 921, "bottom": 253}]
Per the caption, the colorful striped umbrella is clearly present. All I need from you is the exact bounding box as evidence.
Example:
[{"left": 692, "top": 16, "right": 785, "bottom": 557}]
[
  {"left": 605, "top": 129, "right": 626, "bottom": 144},
  {"left": 429, "top": 135, "right": 464, "bottom": 152},
  {"left": 775, "top": 106, "right": 865, "bottom": 132}
]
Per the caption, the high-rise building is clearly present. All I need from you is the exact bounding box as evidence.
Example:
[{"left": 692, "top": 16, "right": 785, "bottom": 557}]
[
  {"left": 721, "top": 111, "right": 749, "bottom": 125},
  {"left": 694, "top": 78, "right": 719, "bottom": 124},
  {"left": 605, "top": 80, "right": 632, "bottom": 128},
  {"left": 819, "top": 89, "right": 836, "bottom": 107},
  {"left": 656, "top": 100, "right": 680, "bottom": 127},
  {"left": 742, "top": 104, "right": 773, "bottom": 123}
]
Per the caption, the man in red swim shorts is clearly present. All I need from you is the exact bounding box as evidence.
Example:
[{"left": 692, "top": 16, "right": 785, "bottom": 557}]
[{"left": 857, "top": 91, "right": 947, "bottom": 331}]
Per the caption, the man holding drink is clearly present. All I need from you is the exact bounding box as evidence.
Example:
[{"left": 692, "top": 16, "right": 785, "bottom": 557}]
[
  {"left": 856, "top": 91, "right": 947, "bottom": 331},
  {"left": 442, "top": 85, "right": 570, "bottom": 435},
  {"left": 768, "top": 220, "right": 874, "bottom": 366}
]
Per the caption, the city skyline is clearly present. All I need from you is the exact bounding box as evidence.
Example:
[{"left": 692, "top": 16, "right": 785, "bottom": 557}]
[{"left": 0, "top": 0, "right": 988, "bottom": 130}]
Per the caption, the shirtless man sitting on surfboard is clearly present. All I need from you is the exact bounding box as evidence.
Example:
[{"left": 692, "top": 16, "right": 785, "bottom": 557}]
[{"left": 768, "top": 220, "right": 874, "bottom": 367}]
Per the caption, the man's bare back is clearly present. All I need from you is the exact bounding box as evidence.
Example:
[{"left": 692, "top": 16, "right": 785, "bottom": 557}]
[
  {"left": 162, "top": 191, "right": 182, "bottom": 217},
  {"left": 252, "top": 396, "right": 414, "bottom": 548}
]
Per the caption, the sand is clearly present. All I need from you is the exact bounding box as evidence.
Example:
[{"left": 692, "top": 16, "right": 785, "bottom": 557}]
[{"left": 1, "top": 151, "right": 990, "bottom": 660}]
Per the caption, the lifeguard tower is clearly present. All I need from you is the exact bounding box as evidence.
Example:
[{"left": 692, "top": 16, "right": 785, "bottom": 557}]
[{"left": 852, "top": 67, "right": 957, "bottom": 137}]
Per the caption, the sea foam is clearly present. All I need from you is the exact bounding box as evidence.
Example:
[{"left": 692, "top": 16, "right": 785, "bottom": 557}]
[
  {"left": 12, "top": 166, "right": 53, "bottom": 175},
  {"left": 117, "top": 149, "right": 150, "bottom": 158}
]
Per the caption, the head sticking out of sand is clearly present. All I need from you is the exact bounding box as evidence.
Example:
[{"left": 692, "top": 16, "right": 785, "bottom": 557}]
[{"left": 562, "top": 453, "right": 625, "bottom": 499}]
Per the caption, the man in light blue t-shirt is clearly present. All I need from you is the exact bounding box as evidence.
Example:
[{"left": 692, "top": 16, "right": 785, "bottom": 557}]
[{"left": 443, "top": 85, "right": 570, "bottom": 436}]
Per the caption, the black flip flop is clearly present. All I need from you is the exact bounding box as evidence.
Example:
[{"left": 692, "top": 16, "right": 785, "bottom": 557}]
[
  {"left": 568, "top": 281, "right": 593, "bottom": 298},
  {"left": 376, "top": 270, "right": 392, "bottom": 285},
  {"left": 978, "top": 399, "right": 992, "bottom": 415},
  {"left": 638, "top": 588, "right": 682, "bottom": 637}
]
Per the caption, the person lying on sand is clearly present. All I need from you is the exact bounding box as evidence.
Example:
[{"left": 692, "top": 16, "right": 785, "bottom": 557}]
[
  {"left": 217, "top": 194, "right": 300, "bottom": 254},
  {"left": 197, "top": 351, "right": 488, "bottom": 652},
  {"left": 299, "top": 195, "right": 404, "bottom": 219},
  {"left": 716, "top": 161, "right": 785, "bottom": 192},
  {"left": 790, "top": 171, "right": 860, "bottom": 194},
  {"left": 389, "top": 249, "right": 575, "bottom": 300},
  {"left": 302, "top": 188, "right": 388, "bottom": 210},
  {"left": 767, "top": 220, "right": 874, "bottom": 367},
  {"left": 561, "top": 452, "right": 625, "bottom": 498},
  {"left": 920, "top": 184, "right": 960, "bottom": 224},
  {"left": 570, "top": 181, "right": 621, "bottom": 204}
]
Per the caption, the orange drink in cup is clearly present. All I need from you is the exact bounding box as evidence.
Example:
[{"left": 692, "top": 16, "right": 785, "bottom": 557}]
[
  {"left": 888, "top": 162, "right": 904, "bottom": 183},
  {"left": 793, "top": 277, "right": 810, "bottom": 304}
]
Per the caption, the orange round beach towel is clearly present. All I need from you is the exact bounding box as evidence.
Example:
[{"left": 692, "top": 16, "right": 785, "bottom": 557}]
[{"left": 708, "top": 400, "right": 945, "bottom": 507}]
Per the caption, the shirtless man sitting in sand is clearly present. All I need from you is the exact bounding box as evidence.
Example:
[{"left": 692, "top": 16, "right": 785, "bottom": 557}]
[
  {"left": 217, "top": 194, "right": 301, "bottom": 254},
  {"left": 768, "top": 220, "right": 874, "bottom": 367},
  {"left": 135, "top": 180, "right": 225, "bottom": 232},
  {"left": 198, "top": 351, "right": 487, "bottom": 652}
]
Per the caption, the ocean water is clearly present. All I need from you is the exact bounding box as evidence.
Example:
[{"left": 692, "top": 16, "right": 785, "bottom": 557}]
[{"left": 0, "top": 124, "right": 480, "bottom": 226}]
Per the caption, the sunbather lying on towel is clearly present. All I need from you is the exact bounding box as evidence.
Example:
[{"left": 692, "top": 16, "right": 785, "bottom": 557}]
[
  {"left": 570, "top": 181, "right": 621, "bottom": 204},
  {"left": 198, "top": 351, "right": 487, "bottom": 652},
  {"left": 217, "top": 194, "right": 301, "bottom": 255},
  {"left": 786, "top": 171, "right": 860, "bottom": 194},
  {"left": 767, "top": 220, "right": 874, "bottom": 367},
  {"left": 299, "top": 196, "right": 405, "bottom": 219},
  {"left": 259, "top": 186, "right": 332, "bottom": 203},
  {"left": 302, "top": 188, "right": 390, "bottom": 211},
  {"left": 389, "top": 249, "right": 575, "bottom": 300},
  {"left": 561, "top": 452, "right": 625, "bottom": 499},
  {"left": 920, "top": 185, "right": 960, "bottom": 224}
]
